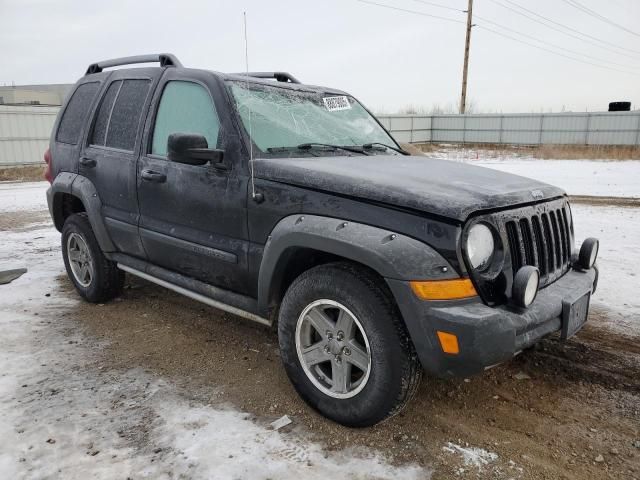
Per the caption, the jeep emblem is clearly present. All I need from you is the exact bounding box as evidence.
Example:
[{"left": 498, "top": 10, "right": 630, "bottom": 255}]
[{"left": 531, "top": 189, "right": 544, "bottom": 199}]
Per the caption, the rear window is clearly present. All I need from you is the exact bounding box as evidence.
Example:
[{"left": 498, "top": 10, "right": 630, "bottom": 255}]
[
  {"left": 90, "top": 79, "right": 151, "bottom": 152},
  {"left": 56, "top": 82, "right": 100, "bottom": 145}
]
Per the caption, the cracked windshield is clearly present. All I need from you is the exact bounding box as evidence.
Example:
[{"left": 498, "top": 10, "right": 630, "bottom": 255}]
[{"left": 227, "top": 81, "right": 398, "bottom": 156}]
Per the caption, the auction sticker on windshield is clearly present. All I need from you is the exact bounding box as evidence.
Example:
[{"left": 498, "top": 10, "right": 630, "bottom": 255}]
[{"left": 323, "top": 96, "right": 351, "bottom": 111}]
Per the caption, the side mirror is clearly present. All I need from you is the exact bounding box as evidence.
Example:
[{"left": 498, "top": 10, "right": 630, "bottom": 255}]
[{"left": 167, "top": 133, "right": 225, "bottom": 168}]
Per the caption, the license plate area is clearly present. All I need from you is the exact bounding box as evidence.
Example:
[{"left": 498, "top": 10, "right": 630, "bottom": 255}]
[{"left": 561, "top": 292, "right": 591, "bottom": 340}]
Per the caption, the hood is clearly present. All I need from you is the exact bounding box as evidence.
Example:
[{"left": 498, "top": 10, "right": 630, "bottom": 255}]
[{"left": 253, "top": 155, "right": 565, "bottom": 222}]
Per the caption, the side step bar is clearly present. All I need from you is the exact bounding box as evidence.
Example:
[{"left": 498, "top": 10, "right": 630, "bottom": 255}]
[{"left": 117, "top": 263, "right": 270, "bottom": 327}]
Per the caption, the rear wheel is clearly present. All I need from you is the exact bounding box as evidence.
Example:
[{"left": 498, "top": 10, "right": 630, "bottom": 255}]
[
  {"left": 61, "top": 213, "right": 124, "bottom": 303},
  {"left": 278, "top": 262, "right": 422, "bottom": 427}
]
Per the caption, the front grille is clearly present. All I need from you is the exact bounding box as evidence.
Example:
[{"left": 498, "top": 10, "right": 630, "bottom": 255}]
[
  {"left": 502, "top": 201, "right": 573, "bottom": 287},
  {"left": 467, "top": 197, "right": 574, "bottom": 305}
]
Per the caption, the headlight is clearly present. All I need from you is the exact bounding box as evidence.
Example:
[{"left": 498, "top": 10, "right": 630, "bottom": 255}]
[{"left": 466, "top": 223, "right": 495, "bottom": 271}]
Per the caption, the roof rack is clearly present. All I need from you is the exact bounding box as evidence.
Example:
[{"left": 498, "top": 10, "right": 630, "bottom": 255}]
[
  {"left": 85, "top": 53, "right": 183, "bottom": 75},
  {"left": 231, "top": 72, "right": 301, "bottom": 84}
]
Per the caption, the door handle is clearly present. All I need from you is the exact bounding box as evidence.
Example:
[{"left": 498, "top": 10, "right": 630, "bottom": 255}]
[
  {"left": 141, "top": 169, "right": 167, "bottom": 183},
  {"left": 79, "top": 157, "right": 96, "bottom": 168}
]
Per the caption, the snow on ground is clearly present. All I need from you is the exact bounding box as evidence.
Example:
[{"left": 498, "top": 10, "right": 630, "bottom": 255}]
[
  {"left": 0, "top": 170, "right": 638, "bottom": 477},
  {"left": 428, "top": 149, "right": 640, "bottom": 198},
  {"left": 0, "top": 195, "right": 426, "bottom": 479},
  {"left": 572, "top": 204, "right": 640, "bottom": 335},
  {"left": 472, "top": 159, "right": 640, "bottom": 198},
  {"left": 442, "top": 442, "right": 498, "bottom": 469},
  {"left": 0, "top": 181, "right": 49, "bottom": 213}
]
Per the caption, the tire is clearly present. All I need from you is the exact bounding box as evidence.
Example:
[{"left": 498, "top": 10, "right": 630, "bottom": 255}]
[
  {"left": 278, "top": 262, "right": 422, "bottom": 427},
  {"left": 61, "top": 213, "right": 124, "bottom": 303}
]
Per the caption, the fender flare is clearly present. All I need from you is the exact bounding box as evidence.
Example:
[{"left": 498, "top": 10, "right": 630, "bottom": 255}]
[
  {"left": 48, "top": 173, "right": 116, "bottom": 252},
  {"left": 257, "top": 214, "right": 457, "bottom": 313}
]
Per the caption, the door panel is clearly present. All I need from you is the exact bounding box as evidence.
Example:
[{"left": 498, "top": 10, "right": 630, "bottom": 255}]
[
  {"left": 80, "top": 70, "right": 160, "bottom": 259},
  {"left": 137, "top": 71, "right": 250, "bottom": 294}
]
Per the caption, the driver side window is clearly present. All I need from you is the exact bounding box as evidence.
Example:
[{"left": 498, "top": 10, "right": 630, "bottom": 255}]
[{"left": 151, "top": 81, "right": 220, "bottom": 157}]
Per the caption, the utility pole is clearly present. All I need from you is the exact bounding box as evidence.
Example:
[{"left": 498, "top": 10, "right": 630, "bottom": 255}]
[{"left": 460, "top": 0, "right": 473, "bottom": 114}]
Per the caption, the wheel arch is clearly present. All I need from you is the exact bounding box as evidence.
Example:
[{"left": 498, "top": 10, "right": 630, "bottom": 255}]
[
  {"left": 257, "top": 214, "right": 458, "bottom": 316},
  {"left": 48, "top": 173, "right": 116, "bottom": 252}
]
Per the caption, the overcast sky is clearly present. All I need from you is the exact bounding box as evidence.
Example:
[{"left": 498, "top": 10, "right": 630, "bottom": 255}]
[{"left": 2, "top": 0, "right": 639, "bottom": 113}]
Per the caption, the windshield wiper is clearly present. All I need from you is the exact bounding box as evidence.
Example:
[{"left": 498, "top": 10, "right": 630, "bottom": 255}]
[
  {"left": 266, "top": 143, "right": 370, "bottom": 156},
  {"left": 362, "top": 142, "right": 408, "bottom": 155},
  {"left": 267, "top": 146, "right": 318, "bottom": 156},
  {"left": 297, "top": 143, "right": 370, "bottom": 155}
]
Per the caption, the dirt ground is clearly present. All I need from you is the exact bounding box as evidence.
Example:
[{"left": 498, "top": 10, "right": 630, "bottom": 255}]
[
  {"left": 0, "top": 165, "right": 43, "bottom": 182},
  {"left": 414, "top": 143, "right": 640, "bottom": 161},
  {"left": 51, "top": 263, "right": 639, "bottom": 479},
  {"left": 3, "top": 206, "right": 639, "bottom": 479}
]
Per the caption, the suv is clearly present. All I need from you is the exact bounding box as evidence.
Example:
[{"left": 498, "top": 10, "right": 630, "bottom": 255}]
[{"left": 45, "top": 54, "right": 599, "bottom": 427}]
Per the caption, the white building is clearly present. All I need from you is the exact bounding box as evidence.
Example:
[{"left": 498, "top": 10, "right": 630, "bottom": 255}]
[{"left": 0, "top": 84, "right": 72, "bottom": 106}]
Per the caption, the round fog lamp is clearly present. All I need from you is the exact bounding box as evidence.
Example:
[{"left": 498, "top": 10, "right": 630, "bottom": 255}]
[
  {"left": 512, "top": 266, "right": 540, "bottom": 308},
  {"left": 578, "top": 237, "right": 599, "bottom": 270}
]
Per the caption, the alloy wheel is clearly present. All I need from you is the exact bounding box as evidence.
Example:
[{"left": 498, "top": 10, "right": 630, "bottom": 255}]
[{"left": 295, "top": 299, "right": 372, "bottom": 399}]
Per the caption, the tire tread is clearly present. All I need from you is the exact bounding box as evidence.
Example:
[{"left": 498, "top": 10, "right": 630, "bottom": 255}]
[{"left": 279, "top": 261, "right": 422, "bottom": 426}]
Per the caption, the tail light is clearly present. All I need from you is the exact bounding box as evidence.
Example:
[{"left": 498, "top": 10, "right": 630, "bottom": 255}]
[{"left": 44, "top": 148, "right": 52, "bottom": 183}]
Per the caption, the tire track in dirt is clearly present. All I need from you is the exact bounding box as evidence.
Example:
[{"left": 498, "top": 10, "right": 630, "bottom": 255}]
[{"left": 61, "top": 274, "right": 640, "bottom": 480}]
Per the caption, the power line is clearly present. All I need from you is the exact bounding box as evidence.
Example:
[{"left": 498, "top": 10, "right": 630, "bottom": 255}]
[
  {"left": 497, "top": 0, "right": 640, "bottom": 57},
  {"left": 494, "top": 0, "right": 640, "bottom": 58},
  {"left": 407, "top": 0, "right": 465, "bottom": 13},
  {"left": 356, "top": 0, "right": 464, "bottom": 24},
  {"left": 473, "top": 13, "right": 640, "bottom": 71},
  {"left": 560, "top": 0, "right": 640, "bottom": 38},
  {"left": 476, "top": 24, "right": 638, "bottom": 76},
  {"left": 357, "top": 0, "right": 640, "bottom": 75}
]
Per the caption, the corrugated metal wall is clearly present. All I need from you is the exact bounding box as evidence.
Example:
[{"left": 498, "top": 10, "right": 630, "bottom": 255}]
[
  {"left": 1, "top": 107, "right": 639, "bottom": 167},
  {"left": 378, "top": 112, "right": 640, "bottom": 146},
  {"left": 0, "top": 105, "right": 58, "bottom": 166}
]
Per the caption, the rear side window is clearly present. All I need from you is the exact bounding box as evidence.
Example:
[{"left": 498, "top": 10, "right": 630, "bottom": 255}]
[
  {"left": 91, "top": 81, "right": 120, "bottom": 146},
  {"left": 56, "top": 82, "right": 100, "bottom": 145},
  {"left": 151, "top": 81, "right": 220, "bottom": 156},
  {"left": 90, "top": 79, "right": 151, "bottom": 152}
]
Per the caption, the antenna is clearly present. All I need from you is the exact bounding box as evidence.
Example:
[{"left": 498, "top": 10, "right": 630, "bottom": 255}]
[{"left": 244, "top": 12, "right": 261, "bottom": 202}]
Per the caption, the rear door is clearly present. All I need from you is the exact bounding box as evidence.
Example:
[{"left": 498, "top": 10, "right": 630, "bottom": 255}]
[
  {"left": 50, "top": 79, "right": 102, "bottom": 175},
  {"left": 80, "top": 69, "right": 161, "bottom": 258},
  {"left": 137, "top": 69, "right": 250, "bottom": 294}
]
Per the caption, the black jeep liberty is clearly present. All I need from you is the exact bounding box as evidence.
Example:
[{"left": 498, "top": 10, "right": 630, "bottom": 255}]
[{"left": 45, "top": 54, "right": 600, "bottom": 427}]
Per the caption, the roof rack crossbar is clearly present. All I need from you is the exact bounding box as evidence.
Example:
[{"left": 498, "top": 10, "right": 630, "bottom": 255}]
[
  {"left": 86, "top": 53, "right": 182, "bottom": 75},
  {"left": 231, "top": 72, "right": 301, "bottom": 84}
]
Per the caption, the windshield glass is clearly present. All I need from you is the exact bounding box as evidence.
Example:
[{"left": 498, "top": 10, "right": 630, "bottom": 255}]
[{"left": 227, "top": 81, "right": 397, "bottom": 154}]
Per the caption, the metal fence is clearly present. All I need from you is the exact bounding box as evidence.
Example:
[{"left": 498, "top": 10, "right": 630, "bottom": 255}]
[
  {"left": 377, "top": 112, "right": 640, "bottom": 146},
  {"left": 0, "top": 105, "right": 58, "bottom": 166},
  {"left": 2, "top": 107, "right": 640, "bottom": 167}
]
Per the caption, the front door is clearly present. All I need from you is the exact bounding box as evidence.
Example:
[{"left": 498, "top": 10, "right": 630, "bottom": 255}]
[{"left": 137, "top": 70, "right": 250, "bottom": 294}]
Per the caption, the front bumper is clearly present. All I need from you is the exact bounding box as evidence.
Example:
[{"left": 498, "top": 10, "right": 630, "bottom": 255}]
[{"left": 387, "top": 266, "right": 598, "bottom": 378}]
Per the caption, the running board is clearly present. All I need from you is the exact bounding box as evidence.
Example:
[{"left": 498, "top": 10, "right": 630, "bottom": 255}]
[{"left": 117, "top": 264, "right": 271, "bottom": 327}]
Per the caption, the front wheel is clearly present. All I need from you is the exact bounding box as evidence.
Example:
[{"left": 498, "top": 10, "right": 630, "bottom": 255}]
[{"left": 278, "top": 262, "right": 422, "bottom": 427}]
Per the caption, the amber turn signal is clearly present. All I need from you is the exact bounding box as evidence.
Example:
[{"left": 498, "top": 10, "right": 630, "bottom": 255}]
[
  {"left": 436, "top": 331, "right": 460, "bottom": 355},
  {"left": 410, "top": 278, "right": 478, "bottom": 300}
]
